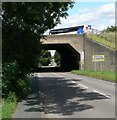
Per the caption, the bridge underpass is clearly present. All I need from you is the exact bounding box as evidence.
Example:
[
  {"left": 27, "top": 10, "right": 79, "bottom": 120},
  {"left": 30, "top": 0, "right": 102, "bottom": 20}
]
[
  {"left": 37, "top": 43, "right": 80, "bottom": 72},
  {"left": 33, "top": 32, "right": 115, "bottom": 72}
]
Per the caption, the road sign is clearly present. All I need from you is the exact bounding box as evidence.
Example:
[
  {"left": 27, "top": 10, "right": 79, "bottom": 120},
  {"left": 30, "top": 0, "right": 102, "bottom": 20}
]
[
  {"left": 88, "top": 25, "right": 91, "bottom": 30},
  {"left": 77, "top": 27, "right": 84, "bottom": 34},
  {"left": 92, "top": 55, "right": 105, "bottom": 62}
]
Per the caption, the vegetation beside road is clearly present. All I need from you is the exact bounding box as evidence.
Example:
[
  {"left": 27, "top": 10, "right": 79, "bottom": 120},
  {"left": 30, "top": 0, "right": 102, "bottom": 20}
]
[
  {"left": 2, "top": 62, "right": 31, "bottom": 119},
  {"left": 87, "top": 32, "right": 115, "bottom": 49},
  {"left": 38, "top": 50, "right": 51, "bottom": 67},
  {"left": 54, "top": 51, "right": 61, "bottom": 67},
  {"left": 2, "top": 2, "right": 74, "bottom": 119},
  {"left": 71, "top": 70, "right": 116, "bottom": 82},
  {"left": 0, "top": 92, "right": 18, "bottom": 119},
  {"left": 87, "top": 26, "right": 116, "bottom": 50},
  {"left": 0, "top": 103, "right": 2, "bottom": 120},
  {"left": 2, "top": 100, "right": 17, "bottom": 119}
]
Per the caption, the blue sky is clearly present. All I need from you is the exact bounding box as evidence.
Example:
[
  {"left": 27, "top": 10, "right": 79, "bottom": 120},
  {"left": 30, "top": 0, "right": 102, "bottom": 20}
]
[
  {"left": 68, "top": 2, "right": 111, "bottom": 16},
  {"left": 53, "top": 1, "right": 115, "bottom": 31}
]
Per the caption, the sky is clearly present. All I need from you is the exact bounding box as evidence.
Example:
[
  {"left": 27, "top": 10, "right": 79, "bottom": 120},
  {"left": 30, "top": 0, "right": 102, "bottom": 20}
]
[
  {"left": 53, "top": 1, "right": 116, "bottom": 31},
  {"left": 47, "top": 1, "right": 116, "bottom": 56}
]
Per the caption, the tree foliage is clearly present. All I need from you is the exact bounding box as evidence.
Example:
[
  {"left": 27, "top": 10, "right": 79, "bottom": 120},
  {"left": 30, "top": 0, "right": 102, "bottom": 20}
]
[
  {"left": 54, "top": 51, "right": 61, "bottom": 67},
  {"left": 2, "top": 2, "right": 73, "bottom": 75},
  {"left": 2, "top": 2, "right": 74, "bottom": 98},
  {"left": 105, "top": 25, "right": 117, "bottom": 32},
  {"left": 38, "top": 50, "right": 51, "bottom": 66},
  {"left": 2, "top": 61, "right": 30, "bottom": 99}
]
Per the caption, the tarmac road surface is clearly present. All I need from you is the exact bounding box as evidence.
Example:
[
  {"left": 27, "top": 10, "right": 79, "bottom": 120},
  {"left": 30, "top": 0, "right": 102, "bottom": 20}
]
[{"left": 36, "top": 72, "right": 116, "bottom": 118}]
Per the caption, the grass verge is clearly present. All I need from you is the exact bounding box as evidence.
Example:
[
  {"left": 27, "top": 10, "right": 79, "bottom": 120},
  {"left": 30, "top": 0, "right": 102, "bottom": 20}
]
[
  {"left": 1, "top": 75, "right": 31, "bottom": 119},
  {"left": 0, "top": 104, "right": 2, "bottom": 120},
  {"left": 1, "top": 100, "right": 17, "bottom": 119},
  {"left": 71, "top": 70, "right": 116, "bottom": 82},
  {"left": 87, "top": 34, "right": 115, "bottom": 49},
  {"left": 1, "top": 92, "right": 18, "bottom": 119}
]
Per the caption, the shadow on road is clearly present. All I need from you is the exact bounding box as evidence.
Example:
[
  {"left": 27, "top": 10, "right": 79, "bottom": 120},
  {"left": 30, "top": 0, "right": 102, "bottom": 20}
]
[
  {"left": 38, "top": 76, "right": 109, "bottom": 116},
  {"left": 23, "top": 77, "right": 44, "bottom": 113}
]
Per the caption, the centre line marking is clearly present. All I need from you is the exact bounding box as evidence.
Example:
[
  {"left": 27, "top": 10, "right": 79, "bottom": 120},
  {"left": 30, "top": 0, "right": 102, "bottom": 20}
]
[
  {"left": 92, "top": 90, "right": 111, "bottom": 99},
  {"left": 71, "top": 81, "right": 76, "bottom": 83},
  {"left": 78, "top": 84, "right": 88, "bottom": 89}
]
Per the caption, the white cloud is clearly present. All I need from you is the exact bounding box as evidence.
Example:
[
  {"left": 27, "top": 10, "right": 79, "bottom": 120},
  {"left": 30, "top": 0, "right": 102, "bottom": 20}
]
[
  {"left": 54, "top": 3, "right": 115, "bottom": 31},
  {"left": 97, "top": 3, "right": 115, "bottom": 15}
]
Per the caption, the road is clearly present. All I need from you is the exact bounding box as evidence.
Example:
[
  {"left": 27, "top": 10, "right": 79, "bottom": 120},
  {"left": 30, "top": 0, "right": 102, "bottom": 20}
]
[{"left": 35, "top": 72, "right": 115, "bottom": 118}]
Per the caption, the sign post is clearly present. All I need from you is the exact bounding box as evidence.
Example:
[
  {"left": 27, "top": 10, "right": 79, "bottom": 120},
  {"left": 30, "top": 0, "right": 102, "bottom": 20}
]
[{"left": 92, "top": 55, "right": 105, "bottom": 71}]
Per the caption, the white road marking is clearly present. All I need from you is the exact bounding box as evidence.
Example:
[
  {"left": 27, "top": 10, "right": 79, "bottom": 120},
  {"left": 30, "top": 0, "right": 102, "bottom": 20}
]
[
  {"left": 54, "top": 74, "right": 111, "bottom": 99},
  {"left": 71, "top": 81, "right": 76, "bottom": 83},
  {"left": 78, "top": 84, "right": 88, "bottom": 89},
  {"left": 92, "top": 90, "right": 111, "bottom": 99}
]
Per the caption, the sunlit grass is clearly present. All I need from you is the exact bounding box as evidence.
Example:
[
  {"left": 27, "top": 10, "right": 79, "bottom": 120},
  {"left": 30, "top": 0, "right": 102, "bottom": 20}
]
[
  {"left": 1, "top": 100, "right": 17, "bottom": 119},
  {"left": 71, "top": 70, "right": 116, "bottom": 82},
  {"left": 0, "top": 104, "right": 2, "bottom": 120},
  {"left": 87, "top": 32, "right": 115, "bottom": 49}
]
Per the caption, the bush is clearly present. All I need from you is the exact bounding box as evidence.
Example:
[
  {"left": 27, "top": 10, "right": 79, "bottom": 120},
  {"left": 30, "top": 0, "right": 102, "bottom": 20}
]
[
  {"left": 2, "top": 61, "right": 20, "bottom": 98},
  {"left": 54, "top": 51, "right": 61, "bottom": 67},
  {"left": 16, "top": 77, "right": 31, "bottom": 99},
  {"left": 5, "top": 92, "right": 17, "bottom": 102},
  {"left": 2, "top": 61, "right": 31, "bottom": 99},
  {"left": 39, "top": 58, "right": 50, "bottom": 66}
]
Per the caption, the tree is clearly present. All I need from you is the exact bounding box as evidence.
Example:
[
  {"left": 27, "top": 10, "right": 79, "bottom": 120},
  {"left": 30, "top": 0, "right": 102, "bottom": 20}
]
[
  {"left": 105, "top": 25, "right": 117, "bottom": 32},
  {"left": 38, "top": 50, "right": 51, "bottom": 66},
  {"left": 2, "top": 2, "right": 74, "bottom": 76},
  {"left": 2, "top": 2, "right": 74, "bottom": 98},
  {"left": 54, "top": 51, "right": 61, "bottom": 67}
]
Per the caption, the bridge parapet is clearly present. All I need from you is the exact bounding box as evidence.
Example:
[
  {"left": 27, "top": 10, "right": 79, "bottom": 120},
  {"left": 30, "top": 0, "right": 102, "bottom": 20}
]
[{"left": 41, "top": 34, "right": 84, "bottom": 53}]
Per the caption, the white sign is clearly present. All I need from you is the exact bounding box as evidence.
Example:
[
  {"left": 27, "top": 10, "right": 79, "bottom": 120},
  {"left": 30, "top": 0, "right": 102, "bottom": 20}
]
[{"left": 92, "top": 55, "right": 105, "bottom": 62}]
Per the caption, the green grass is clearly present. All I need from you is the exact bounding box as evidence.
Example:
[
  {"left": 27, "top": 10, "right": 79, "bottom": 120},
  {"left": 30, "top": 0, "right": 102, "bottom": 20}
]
[
  {"left": 0, "top": 104, "right": 2, "bottom": 120},
  {"left": 71, "top": 70, "right": 116, "bottom": 82},
  {"left": 1, "top": 100, "right": 17, "bottom": 119},
  {"left": 87, "top": 32, "right": 115, "bottom": 49}
]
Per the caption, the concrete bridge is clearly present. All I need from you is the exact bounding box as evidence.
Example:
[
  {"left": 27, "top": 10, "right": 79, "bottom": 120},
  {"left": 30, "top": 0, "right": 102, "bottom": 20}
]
[
  {"left": 40, "top": 34, "right": 115, "bottom": 72},
  {"left": 41, "top": 34, "right": 85, "bottom": 71}
]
